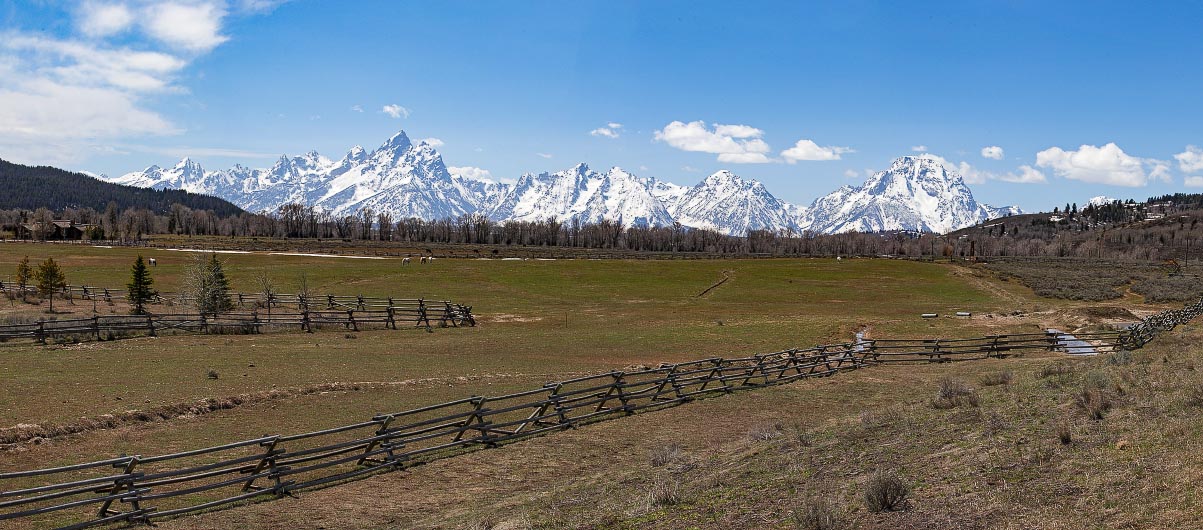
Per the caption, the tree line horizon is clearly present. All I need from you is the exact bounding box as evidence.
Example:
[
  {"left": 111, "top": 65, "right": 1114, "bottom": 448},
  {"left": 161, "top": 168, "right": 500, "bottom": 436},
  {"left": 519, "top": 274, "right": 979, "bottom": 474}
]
[{"left": 4, "top": 193, "right": 1203, "bottom": 261}]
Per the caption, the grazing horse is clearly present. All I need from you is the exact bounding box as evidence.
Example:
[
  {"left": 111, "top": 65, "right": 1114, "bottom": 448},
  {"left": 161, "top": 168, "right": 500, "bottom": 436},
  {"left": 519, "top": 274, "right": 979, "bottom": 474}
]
[
  {"left": 148, "top": 258, "right": 157, "bottom": 266},
  {"left": 402, "top": 257, "right": 411, "bottom": 265},
  {"left": 420, "top": 256, "right": 429, "bottom": 264}
]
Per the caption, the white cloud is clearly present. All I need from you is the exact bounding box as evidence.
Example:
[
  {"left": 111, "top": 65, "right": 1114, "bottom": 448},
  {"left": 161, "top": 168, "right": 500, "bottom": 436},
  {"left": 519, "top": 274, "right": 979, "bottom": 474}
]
[
  {"left": 143, "top": 2, "right": 229, "bottom": 52},
  {"left": 682, "top": 165, "right": 700, "bottom": 172},
  {"left": 780, "top": 139, "right": 852, "bottom": 162},
  {"left": 997, "top": 165, "right": 1046, "bottom": 184},
  {"left": 981, "top": 146, "right": 1004, "bottom": 160},
  {"left": 381, "top": 104, "right": 410, "bottom": 119},
  {"left": 78, "top": 2, "right": 135, "bottom": 38},
  {"left": 0, "top": 1, "right": 277, "bottom": 165},
  {"left": 911, "top": 145, "right": 927, "bottom": 152},
  {"left": 1035, "top": 143, "right": 1151, "bottom": 187},
  {"left": 536, "top": 152, "right": 553, "bottom": 159},
  {"left": 419, "top": 137, "right": 444, "bottom": 147},
  {"left": 843, "top": 169, "right": 858, "bottom": 178},
  {"left": 1148, "top": 160, "right": 1173, "bottom": 183},
  {"left": 923, "top": 155, "right": 1045, "bottom": 185},
  {"left": 639, "top": 165, "right": 649, "bottom": 171},
  {"left": 1185, "top": 176, "right": 1203, "bottom": 188},
  {"left": 3, "top": 35, "right": 186, "bottom": 92},
  {"left": 236, "top": 0, "right": 292, "bottom": 14},
  {"left": 350, "top": 105, "right": 363, "bottom": 113},
  {"left": 590, "top": 122, "right": 622, "bottom": 138},
  {"left": 654, "top": 120, "right": 772, "bottom": 164},
  {"left": 448, "top": 166, "right": 493, "bottom": 182},
  {"left": 1175, "top": 146, "right": 1203, "bottom": 173}
]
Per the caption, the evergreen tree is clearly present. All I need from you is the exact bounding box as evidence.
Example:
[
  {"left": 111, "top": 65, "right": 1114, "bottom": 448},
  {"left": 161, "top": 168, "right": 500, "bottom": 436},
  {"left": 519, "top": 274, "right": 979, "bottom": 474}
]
[
  {"left": 127, "top": 255, "right": 158, "bottom": 315},
  {"left": 35, "top": 257, "right": 66, "bottom": 313},
  {"left": 14, "top": 255, "right": 31, "bottom": 301},
  {"left": 184, "top": 253, "right": 234, "bottom": 314}
]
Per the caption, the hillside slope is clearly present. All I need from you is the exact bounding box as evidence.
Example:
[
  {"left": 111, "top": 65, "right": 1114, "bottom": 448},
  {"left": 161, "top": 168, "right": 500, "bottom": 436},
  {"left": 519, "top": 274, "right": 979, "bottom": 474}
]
[{"left": 0, "top": 159, "right": 245, "bottom": 215}]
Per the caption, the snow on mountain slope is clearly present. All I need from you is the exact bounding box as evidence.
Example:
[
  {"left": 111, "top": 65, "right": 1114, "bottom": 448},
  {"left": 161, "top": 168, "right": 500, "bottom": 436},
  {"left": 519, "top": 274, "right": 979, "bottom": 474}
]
[
  {"left": 106, "top": 131, "right": 1020, "bottom": 236},
  {"left": 798, "top": 156, "right": 1022, "bottom": 234},
  {"left": 487, "top": 164, "right": 674, "bottom": 227},
  {"left": 671, "top": 170, "right": 802, "bottom": 235}
]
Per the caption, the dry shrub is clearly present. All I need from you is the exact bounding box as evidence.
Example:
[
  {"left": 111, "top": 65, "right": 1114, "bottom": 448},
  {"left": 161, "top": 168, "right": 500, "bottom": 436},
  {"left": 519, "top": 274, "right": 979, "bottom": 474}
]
[
  {"left": 982, "top": 411, "right": 1009, "bottom": 437},
  {"left": 649, "top": 443, "right": 685, "bottom": 467},
  {"left": 748, "top": 422, "right": 783, "bottom": 442},
  {"left": 206, "top": 369, "right": 219, "bottom": 380},
  {"left": 1055, "top": 419, "right": 1073, "bottom": 444},
  {"left": 931, "top": 378, "right": 979, "bottom": 409},
  {"left": 793, "top": 497, "right": 840, "bottom": 530},
  {"left": 1041, "top": 361, "right": 1076, "bottom": 379},
  {"left": 646, "top": 478, "right": 681, "bottom": 508},
  {"left": 864, "top": 472, "right": 910, "bottom": 513},
  {"left": 1075, "top": 388, "right": 1112, "bottom": 420},
  {"left": 980, "top": 370, "right": 1014, "bottom": 386}
]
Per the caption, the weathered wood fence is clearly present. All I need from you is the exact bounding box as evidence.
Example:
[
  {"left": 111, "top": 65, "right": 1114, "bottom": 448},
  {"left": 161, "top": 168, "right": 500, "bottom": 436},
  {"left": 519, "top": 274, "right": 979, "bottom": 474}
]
[
  {"left": 1, "top": 281, "right": 471, "bottom": 314},
  {"left": 1, "top": 309, "right": 1165, "bottom": 530},
  {"left": 6, "top": 297, "right": 1202, "bottom": 528},
  {"left": 0, "top": 283, "right": 475, "bottom": 345}
]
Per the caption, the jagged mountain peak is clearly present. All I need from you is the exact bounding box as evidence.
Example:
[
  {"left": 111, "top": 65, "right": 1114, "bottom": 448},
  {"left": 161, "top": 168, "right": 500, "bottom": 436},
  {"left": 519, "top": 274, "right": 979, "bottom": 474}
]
[
  {"left": 380, "top": 130, "right": 412, "bottom": 149},
  {"left": 173, "top": 157, "right": 203, "bottom": 173},
  {"left": 798, "top": 155, "right": 1022, "bottom": 234},
  {"left": 104, "top": 132, "right": 1021, "bottom": 238}
]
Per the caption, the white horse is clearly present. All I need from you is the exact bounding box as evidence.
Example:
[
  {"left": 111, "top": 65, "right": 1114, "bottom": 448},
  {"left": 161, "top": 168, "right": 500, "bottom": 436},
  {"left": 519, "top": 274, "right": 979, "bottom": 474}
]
[
  {"left": 420, "top": 256, "right": 429, "bottom": 264},
  {"left": 148, "top": 258, "right": 157, "bottom": 266},
  {"left": 402, "top": 257, "right": 411, "bottom": 265}
]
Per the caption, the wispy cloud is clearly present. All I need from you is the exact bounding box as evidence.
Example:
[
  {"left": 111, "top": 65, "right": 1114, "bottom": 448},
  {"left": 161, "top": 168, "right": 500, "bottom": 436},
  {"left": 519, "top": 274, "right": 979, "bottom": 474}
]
[
  {"left": 536, "top": 152, "right": 553, "bottom": 159},
  {"left": 981, "top": 146, "right": 1004, "bottom": 160},
  {"left": 0, "top": 1, "right": 274, "bottom": 166},
  {"left": 780, "top": 139, "right": 852, "bottom": 162},
  {"left": 590, "top": 122, "right": 622, "bottom": 138},
  {"left": 381, "top": 104, "right": 410, "bottom": 118},
  {"left": 350, "top": 104, "right": 363, "bottom": 113},
  {"left": 911, "top": 145, "right": 927, "bottom": 152}
]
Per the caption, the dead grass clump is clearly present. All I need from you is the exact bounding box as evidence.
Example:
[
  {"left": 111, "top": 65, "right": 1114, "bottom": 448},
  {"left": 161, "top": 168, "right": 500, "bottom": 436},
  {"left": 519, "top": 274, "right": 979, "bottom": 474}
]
[
  {"left": 206, "top": 368, "right": 219, "bottom": 380},
  {"left": 859, "top": 410, "right": 889, "bottom": 429},
  {"left": 1075, "top": 388, "right": 1113, "bottom": 420},
  {"left": 980, "top": 370, "right": 1014, "bottom": 386},
  {"left": 649, "top": 443, "right": 685, "bottom": 468},
  {"left": 748, "top": 422, "right": 783, "bottom": 442},
  {"left": 931, "top": 378, "right": 979, "bottom": 409},
  {"left": 1055, "top": 419, "right": 1073, "bottom": 444},
  {"left": 1041, "top": 361, "right": 1076, "bottom": 379},
  {"left": 645, "top": 478, "right": 681, "bottom": 508},
  {"left": 864, "top": 472, "right": 910, "bottom": 513},
  {"left": 792, "top": 497, "right": 840, "bottom": 530},
  {"left": 1108, "top": 350, "right": 1134, "bottom": 366}
]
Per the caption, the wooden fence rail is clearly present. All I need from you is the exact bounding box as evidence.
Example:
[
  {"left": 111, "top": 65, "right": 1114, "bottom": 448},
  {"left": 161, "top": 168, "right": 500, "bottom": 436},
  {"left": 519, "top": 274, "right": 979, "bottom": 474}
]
[
  {"left": 5, "top": 298, "right": 1182, "bottom": 530},
  {"left": 0, "top": 280, "right": 469, "bottom": 315},
  {"left": 0, "top": 285, "right": 474, "bottom": 345}
]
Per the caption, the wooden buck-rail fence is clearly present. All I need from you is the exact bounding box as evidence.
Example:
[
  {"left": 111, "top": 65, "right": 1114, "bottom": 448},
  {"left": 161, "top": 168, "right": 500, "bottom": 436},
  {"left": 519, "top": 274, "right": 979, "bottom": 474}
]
[
  {"left": 2, "top": 299, "right": 1199, "bottom": 529},
  {"left": 0, "top": 283, "right": 474, "bottom": 345}
]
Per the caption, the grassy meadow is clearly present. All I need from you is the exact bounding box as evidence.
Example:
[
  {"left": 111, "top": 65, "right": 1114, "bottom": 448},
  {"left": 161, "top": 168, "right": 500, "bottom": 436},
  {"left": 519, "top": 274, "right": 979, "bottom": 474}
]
[{"left": 0, "top": 240, "right": 1177, "bottom": 529}]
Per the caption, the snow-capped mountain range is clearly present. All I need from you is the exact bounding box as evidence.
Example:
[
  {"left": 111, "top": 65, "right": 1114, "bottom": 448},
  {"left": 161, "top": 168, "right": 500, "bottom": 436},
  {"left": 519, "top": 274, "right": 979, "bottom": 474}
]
[{"left": 107, "top": 131, "right": 1021, "bottom": 235}]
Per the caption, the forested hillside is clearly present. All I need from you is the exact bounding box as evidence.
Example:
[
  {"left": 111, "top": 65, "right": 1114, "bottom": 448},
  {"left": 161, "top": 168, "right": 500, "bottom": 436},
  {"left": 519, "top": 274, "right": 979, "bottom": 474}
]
[{"left": 0, "top": 159, "right": 244, "bottom": 216}]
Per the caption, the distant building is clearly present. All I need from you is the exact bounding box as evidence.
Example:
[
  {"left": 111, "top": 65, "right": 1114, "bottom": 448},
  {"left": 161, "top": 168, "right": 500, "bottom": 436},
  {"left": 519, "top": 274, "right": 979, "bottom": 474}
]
[{"left": 15, "top": 220, "right": 96, "bottom": 240}]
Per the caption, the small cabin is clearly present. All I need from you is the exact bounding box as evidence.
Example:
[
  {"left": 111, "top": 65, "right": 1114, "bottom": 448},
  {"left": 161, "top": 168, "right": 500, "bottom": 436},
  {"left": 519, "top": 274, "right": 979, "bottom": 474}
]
[{"left": 16, "top": 220, "right": 96, "bottom": 240}]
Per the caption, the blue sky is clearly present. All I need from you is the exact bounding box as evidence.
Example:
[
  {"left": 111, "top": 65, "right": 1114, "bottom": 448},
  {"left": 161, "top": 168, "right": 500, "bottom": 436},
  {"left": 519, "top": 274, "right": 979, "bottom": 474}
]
[{"left": 2, "top": 1, "right": 1202, "bottom": 212}]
